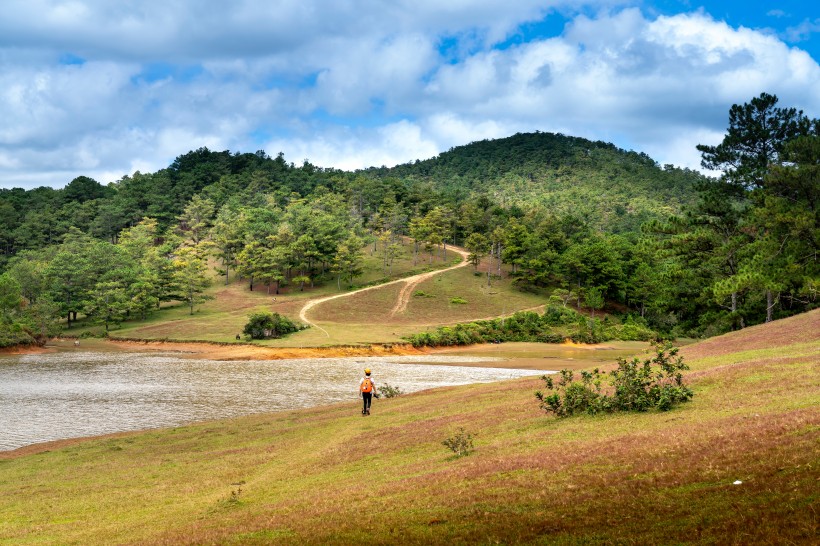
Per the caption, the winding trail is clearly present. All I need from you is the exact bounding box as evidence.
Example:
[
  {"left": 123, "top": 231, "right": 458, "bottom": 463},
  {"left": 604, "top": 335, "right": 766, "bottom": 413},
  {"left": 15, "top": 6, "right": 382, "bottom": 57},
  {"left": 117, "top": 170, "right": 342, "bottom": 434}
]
[{"left": 299, "top": 246, "right": 471, "bottom": 337}]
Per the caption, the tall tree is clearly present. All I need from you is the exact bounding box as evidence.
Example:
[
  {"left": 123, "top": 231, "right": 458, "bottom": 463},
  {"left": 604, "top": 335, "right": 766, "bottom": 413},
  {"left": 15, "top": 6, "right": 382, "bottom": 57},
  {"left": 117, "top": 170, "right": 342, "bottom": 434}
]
[
  {"left": 210, "top": 207, "right": 245, "bottom": 285},
  {"left": 464, "top": 232, "right": 490, "bottom": 272},
  {"left": 172, "top": 244, "right": 213, "bottom": 315},
  {"left": 696, "top": 93, "right": 818, "bottom": 323},
  {"left": 696, "top": 92, "right": 813, "bottom": 191},
  {"left": 178, "top": 195, "right": 215, "bottom": 244}
]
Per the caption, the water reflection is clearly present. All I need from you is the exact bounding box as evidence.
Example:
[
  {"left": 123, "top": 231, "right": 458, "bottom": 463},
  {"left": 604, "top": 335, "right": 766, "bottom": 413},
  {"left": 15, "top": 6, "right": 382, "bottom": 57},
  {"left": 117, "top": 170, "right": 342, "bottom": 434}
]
[{"left": 0, "top": 352, "right": 541, "bottom": 451}]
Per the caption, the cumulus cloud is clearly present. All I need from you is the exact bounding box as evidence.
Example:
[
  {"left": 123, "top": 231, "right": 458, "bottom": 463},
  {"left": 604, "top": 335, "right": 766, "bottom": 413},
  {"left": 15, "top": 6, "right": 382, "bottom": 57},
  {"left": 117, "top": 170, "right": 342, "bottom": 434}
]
[{"left": 0, "top": 2, "right": 819, "bottom": 188}]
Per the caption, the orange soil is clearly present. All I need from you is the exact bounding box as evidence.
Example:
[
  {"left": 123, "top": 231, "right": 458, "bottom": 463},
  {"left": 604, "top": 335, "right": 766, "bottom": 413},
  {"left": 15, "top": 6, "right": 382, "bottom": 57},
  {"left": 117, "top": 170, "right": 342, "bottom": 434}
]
[
  {"left": 107, "top": 339, "right": 426, "bottom": 361},
  {"left": 0, "top": 345, "right": 57, "bottom": 356}
]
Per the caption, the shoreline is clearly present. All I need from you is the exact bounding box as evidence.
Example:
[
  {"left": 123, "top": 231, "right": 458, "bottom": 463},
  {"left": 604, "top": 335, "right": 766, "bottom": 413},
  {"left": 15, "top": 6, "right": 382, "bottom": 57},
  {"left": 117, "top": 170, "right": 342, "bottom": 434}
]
[
  {"left": 1, "top": 338, "right": 651, "bottom": 459},
  {"left": 3, "top": 337, "right": 648, "bottom": 371},
  {"left": 3, "top": 337, "right": 428, "bottom": 361}
]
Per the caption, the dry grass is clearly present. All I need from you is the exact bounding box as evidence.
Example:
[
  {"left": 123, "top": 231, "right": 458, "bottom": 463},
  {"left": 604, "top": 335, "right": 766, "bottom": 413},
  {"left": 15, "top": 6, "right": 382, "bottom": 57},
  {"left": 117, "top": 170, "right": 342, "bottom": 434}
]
[
  {"left": 310, "top": 261, "right": 545, "bottom": 328},
  {"left": 103, "top": 243, "right": 472, "bottom": 345},
  {"left": 1, "top": 311, "right": 817, "bottom": 544}
]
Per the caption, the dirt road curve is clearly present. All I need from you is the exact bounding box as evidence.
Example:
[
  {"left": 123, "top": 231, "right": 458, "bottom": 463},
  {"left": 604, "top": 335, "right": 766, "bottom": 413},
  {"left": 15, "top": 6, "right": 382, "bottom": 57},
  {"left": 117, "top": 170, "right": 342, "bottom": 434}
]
[{"left": 299, "top": 246, "right": 470, "bottom": 336}]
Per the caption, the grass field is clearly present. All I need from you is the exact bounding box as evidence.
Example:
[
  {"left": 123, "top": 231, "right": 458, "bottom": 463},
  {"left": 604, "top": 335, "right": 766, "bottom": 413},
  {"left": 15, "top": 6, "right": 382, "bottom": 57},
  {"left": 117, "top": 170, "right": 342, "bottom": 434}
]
[
  {"left": 79, "top": 244, "right": 547, "bottom": 347},
  {"left": 1, "top": 310, "right": 817, "bottom": 544},
  {"left": 75, "top": 240, "right": 476, "bottom": 345}
]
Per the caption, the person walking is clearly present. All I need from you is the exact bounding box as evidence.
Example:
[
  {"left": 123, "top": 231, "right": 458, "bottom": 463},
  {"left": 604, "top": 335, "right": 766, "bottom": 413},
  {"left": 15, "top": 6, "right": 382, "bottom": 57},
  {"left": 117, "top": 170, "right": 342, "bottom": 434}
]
[{"left": 359, "top": 368, "right": 375, "bottom": 416}]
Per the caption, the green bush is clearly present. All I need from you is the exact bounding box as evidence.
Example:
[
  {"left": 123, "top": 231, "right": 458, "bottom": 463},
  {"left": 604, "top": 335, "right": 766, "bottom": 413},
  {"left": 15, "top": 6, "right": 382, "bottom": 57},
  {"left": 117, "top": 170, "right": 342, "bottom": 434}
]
[
  {"left": 535, "top": 342, "right": 692, "bottom": 417},
  {"left": 450, "top": 297, "right": 468, "bottom": 304},
  {"left": 413, "top": 291, "right": 435, "bottom": 298},
  {"left": 442, "top": 427, "right": 476, "bottom": 457},
  {"left": 405, "top": 309, "right": 658, "bottom": 348},
  {"left": 615, "top": 315, "right": 657, "bottom": 341},
  {"left": 377, "top": 383, "right": 404, "bottom": 398},
  {"left": 543, "top": 305, "right": 582, "bottom": 326},
  {"left": 242, "top": 312, "right": 300, "bottom": 340}
]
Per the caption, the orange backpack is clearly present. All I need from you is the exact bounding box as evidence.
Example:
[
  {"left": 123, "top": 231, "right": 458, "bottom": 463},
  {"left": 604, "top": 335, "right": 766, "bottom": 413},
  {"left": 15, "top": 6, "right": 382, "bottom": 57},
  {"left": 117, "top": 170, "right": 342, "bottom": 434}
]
[{"left": 361, "top": 377, "right": 373, "bottom": 393}]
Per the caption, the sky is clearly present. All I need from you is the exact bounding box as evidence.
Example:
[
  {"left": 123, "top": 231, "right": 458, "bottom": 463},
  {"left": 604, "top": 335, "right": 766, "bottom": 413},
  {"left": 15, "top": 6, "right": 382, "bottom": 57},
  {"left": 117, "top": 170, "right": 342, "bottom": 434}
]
[{"left": 1, "top": 1, "right": 819, "bottom": 190}]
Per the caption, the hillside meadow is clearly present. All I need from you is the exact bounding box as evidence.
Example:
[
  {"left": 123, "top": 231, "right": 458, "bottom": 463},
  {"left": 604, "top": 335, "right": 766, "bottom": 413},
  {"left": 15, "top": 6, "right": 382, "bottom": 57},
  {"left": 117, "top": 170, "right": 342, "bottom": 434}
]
[
  {"left": 71, "top": 248, "right": 547, "bottom": 347},
  {"left": 0, "top": 310, "right": 817, "bottom": 544}
]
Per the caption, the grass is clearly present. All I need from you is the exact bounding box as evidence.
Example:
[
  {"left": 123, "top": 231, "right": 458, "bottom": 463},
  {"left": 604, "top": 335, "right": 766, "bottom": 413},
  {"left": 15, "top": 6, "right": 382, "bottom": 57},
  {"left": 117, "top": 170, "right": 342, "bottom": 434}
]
[
  {"left": 96, "top": 248, "right": 545, "bottom": 347},
  {"left": 71, "top": 240, "right": 464, "bottom": 345},
  {"left": 1, "top": 310, "right": 817, "bottom": 544}
]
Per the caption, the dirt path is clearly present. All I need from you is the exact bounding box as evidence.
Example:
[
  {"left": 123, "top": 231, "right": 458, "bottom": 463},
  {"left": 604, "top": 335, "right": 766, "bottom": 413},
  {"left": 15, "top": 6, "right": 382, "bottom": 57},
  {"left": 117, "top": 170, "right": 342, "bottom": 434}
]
[{"left": 299, "top": 246, "right": 471, "bottom": 336}]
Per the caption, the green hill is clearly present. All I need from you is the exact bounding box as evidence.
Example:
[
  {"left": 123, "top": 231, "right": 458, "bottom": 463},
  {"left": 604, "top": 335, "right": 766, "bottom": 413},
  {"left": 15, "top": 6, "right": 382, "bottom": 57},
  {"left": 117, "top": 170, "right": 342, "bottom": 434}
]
[
  {"left": 1, "top": 310, "right": 816, "bottom": 544},
  {"left": 366, "top": 131, "right": 705, "bottom": 232}
]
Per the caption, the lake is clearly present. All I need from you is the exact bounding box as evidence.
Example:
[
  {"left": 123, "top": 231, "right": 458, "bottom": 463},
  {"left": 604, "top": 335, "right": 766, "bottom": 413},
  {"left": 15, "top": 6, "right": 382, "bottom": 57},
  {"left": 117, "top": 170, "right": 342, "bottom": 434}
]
[{"left": 0, "top": 351, "right": 543, "bottom": 452}]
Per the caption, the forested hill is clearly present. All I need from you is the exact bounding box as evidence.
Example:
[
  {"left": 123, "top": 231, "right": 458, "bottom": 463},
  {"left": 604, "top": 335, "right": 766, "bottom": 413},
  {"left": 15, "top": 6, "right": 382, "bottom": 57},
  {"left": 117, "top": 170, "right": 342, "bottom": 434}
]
[
  {"left": 366, "top": 131, "right": 706, "bottom": 232},
  {"left": 3, "top": 91, "right": 817, "bottom": 344},
  {"left": 0, "top": 133, "right": 705, "bottom": 258}
]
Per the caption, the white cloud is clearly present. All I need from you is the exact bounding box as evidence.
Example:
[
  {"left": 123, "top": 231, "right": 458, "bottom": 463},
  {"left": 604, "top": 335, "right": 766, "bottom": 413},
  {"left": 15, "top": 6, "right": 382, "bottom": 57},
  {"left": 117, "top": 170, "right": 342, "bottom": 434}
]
[
  {"left": 785, "top": 18, "right": 820, "bottom": 43},
  {"left": 0, "top": 2, "right": 819, "bottom": 188},
  {"left": 411, "top": 8, "right": 820, "bottom": 171},
  {"left": 266, "top": 120, "right": 441, "bottom": 171}
]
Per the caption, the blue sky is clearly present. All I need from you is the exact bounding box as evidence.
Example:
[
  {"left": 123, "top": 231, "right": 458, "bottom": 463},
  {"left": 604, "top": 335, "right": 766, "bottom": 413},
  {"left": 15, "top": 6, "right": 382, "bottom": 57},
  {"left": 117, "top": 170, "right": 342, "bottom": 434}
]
[{"left": 0, "top": 1, "right": 818, "bottom": 189}]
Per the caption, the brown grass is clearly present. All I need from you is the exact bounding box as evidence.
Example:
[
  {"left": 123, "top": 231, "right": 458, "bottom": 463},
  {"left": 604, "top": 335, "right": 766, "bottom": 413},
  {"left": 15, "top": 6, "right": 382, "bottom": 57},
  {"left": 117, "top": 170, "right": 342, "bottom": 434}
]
[{"left": 1, "top": 311, "right": 817, "bottom": 545}]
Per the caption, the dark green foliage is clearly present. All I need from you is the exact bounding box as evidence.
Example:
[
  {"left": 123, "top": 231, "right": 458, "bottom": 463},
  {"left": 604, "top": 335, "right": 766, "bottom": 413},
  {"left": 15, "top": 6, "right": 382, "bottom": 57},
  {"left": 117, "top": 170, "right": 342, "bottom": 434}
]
[
  {"left": 535, "top": 369, "right": 608, "bottom": 417},
  {"left": 0, "top": 274, "right": 61, "bottom": 347},
  {"left": 442, "top": 427, "right": 475, "bottom": 457},
  {"left": 613, "top": 315, "right": 657, "bottom": 341},
  {"left": 535, "top": 343, "right": 693, "bottom": 417},
  {"left": 367, "top": 131, "right": 703, "bottom": 234},
  {"left": 609, "top": 343, "right": 693, "bottom": 412},
  {"left": 377, "top": 383, "right": 404, "bottom": 398},
  {"left": 242, "top": 312, "right": 300, "bottom": 340},
  {"left": 404, "top": 307, "right": 647, "bottom": 348}
]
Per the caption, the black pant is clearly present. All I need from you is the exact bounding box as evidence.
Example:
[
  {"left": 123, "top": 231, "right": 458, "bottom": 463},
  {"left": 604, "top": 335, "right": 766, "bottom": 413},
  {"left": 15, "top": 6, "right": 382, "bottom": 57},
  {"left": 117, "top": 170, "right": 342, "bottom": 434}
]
[{"left": 362, "top": 392, "right": 372, "bottom": 413}]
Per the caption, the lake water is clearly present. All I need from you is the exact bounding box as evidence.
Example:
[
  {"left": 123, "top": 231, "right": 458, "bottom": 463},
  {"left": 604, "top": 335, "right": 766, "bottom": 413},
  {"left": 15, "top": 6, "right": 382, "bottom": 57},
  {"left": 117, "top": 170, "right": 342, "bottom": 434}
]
[{"left": 0, "top": 351, "right": 543, "bottom": 452}]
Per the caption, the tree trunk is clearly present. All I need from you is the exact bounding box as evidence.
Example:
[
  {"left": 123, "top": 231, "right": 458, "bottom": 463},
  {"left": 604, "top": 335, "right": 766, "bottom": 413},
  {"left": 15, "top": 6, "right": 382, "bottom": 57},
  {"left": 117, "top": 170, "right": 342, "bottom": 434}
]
[{"left": 766, "top": 290, "right": 774, "bottom": 323}]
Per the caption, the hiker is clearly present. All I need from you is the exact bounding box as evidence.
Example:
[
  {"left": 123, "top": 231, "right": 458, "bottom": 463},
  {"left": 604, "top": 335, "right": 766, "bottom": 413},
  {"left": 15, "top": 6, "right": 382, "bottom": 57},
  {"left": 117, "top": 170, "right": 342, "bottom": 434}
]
[{"left": 359, "top": 368, "right": 375, "bottom": 415}]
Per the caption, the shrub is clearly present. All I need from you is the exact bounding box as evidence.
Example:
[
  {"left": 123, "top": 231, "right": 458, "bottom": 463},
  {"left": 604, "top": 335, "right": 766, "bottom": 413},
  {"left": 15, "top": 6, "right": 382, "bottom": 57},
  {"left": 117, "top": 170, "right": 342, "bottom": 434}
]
[
  {"left": 616, "top": 315, "right": 657, "bottom": 341},
  {"left": 543, "top": 304, "right": 582, "bottom": 326},
  {"left": 609, "top": 343, "right": 693, "bottom": 412},
  {"left": 450, "top": 297, "right": 468, "bottom": 304},
  {"left": 535, "top": 369, "right": 609, "bottom": 417},
  {"left": 413, "top": 291, "right": 434, "bottom": 298},
  {"left": 405, "top": 308, "right": 657, "bottom": 348},
  {"left": 243, "top": 312, "right": 300, "bottom": 340},
  {"left": 377, "top": 383, "right": 404, "bottom": 398},
  {"left": 442, "top": 427, "right": 475, "bottom": 457},
  {"left": 535, "top": 342, "right": 692, "bottom": 417}
]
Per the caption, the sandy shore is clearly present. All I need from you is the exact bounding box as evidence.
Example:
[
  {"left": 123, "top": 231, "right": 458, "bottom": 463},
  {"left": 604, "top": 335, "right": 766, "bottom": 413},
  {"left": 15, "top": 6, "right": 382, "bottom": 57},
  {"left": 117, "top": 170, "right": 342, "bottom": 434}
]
[
  {"left": 16, "top": 337, "right": 426, "bottom": 361},
  {"left": 5, "top": 337, "right": 646, "bottom": 371}
]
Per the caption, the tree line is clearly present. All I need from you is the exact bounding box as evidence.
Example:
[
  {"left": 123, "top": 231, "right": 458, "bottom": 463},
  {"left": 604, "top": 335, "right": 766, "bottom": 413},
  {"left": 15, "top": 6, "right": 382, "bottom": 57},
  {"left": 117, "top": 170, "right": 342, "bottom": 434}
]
[{"left": 1, "top": 93, "right": 816, "bottom": 345}]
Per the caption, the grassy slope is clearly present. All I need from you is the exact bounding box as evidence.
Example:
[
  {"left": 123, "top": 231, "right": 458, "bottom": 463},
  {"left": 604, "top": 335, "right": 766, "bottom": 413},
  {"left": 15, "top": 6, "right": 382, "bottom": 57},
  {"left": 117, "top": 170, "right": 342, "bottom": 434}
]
[
  {"left": 1, "top": 311, "right": 817, "bottom": 544},
  {"left": 97, "top": 246, "right": 545, "bottom": 347}
]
